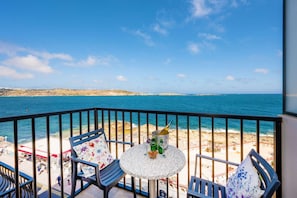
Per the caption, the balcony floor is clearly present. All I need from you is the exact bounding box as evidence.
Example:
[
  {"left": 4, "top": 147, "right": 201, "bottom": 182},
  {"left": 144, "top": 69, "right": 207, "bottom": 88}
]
[{"left": 75, "top": 185, "right": 144, "bottom": 198}]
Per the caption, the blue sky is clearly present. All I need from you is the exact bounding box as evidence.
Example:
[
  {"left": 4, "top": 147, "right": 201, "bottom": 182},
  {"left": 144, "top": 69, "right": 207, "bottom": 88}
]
[{"left": 0, "top": 0, "right": 282, "bottom": 94}]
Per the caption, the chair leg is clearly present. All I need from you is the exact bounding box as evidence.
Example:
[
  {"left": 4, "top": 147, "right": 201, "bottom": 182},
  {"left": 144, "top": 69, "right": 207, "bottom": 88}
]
[
  {"left": 132, "top": 176, "right": 136, "bottom": 198},
  {"left": 70, "top": 165, "right": 77, "bottom": 198},
  {"left": 70, "top": 178, "right": 76, "bottom": 198},
  {"left": 104, "top": 189, "right": 109, "bottom": 198}
]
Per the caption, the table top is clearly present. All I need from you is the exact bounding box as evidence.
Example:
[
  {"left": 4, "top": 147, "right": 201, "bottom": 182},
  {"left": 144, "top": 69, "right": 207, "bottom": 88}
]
[{"left": 120, "top": 144, "right": 186, "bottom": 180}]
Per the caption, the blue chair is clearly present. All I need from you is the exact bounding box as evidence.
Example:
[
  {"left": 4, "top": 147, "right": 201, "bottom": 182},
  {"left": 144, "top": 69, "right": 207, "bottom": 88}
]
[
  {"left": 0, "top": 161, "right": 33, "bottom": 197},
  {"left": 187, "top": 149, "right": 280, "bottom": 198},
  {"left": 69, "top": 129, "right": 136, "bottom": 198}
]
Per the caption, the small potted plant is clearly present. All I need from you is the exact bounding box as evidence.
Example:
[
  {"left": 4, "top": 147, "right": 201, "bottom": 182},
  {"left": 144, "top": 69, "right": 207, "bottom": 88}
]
[{"left": 148, "top": 138, "right": 158, "bottom": 159}]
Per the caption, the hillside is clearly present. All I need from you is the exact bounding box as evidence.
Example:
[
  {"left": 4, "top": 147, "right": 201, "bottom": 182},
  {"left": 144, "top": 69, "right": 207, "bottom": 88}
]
[{"left": 0, "top": 88, "right": 139, "bottom": 96}]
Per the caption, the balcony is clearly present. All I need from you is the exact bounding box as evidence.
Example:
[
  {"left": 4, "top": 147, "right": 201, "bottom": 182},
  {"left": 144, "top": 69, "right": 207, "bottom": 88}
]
[{"left": 0, "top": 107, "right": 281, "bottom": 197}]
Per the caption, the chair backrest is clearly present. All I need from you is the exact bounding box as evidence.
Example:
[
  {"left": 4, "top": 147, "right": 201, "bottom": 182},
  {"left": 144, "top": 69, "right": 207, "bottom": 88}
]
[
  {"left": 248, "top": 149, "right": 280, "bottom": 198},
  {"left": 69, "top": 128, "right": 107, "bottom": 157},
  {"left": 193, "top": 149, "right": 280, "bottom": 197}
]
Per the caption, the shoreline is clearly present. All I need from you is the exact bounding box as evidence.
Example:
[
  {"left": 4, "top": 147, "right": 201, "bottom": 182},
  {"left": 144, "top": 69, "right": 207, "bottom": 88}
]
[
  {"left": 0, "top": 114, "right": 277, "bottom": 145},
  {"left": 0, "top": 88, "right": 282, "bottom": 97},
  {"left": 0, "top": 88, "right": 187, "bottom": 97},
  {"left": 0, "top": 120, "right": 275, "bottom": 144}
]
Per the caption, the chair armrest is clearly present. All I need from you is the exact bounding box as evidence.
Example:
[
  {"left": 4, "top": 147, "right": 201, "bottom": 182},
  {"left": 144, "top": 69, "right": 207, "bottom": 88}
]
[
  {"left": 0, "top": 162, "right": 33, "bottom": 197},
  {"left": 70, "top": 156, "right": 98, "bottom": 168},
  {"left": 193, "top": 154, "right": 239, "bottom": 179},
  {"left": 70, "top": 156, "right": 101, "bottom": 178},
  {"left": 196, "top": 154, "right": 239, "bottom": 166},
  {"left": 106, "top": 140, "right": 134, "bottom": 146},
  {"left": 19, "top": 172, "right": 34, "bottom": 187},
  {"left": 0, "top": 179, "right": 33, "bottom": 197}
]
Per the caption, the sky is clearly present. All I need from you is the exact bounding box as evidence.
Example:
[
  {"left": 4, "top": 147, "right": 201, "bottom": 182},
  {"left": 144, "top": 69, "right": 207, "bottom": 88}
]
[{"left": 0, "top": 0, "right": 283, "bottom": 94}]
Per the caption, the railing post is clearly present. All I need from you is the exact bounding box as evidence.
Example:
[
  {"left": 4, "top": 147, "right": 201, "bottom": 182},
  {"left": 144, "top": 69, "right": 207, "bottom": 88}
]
[
  {"left": 31, "top": 118, "right": 38, "bottom": 198},
  {"left": 13, "top": 119, "right": 20, "bottom": 198},
  {"left": 94, "top": 108, "right": 98, "bottom": 130},
  {"left": 46, "top": 116, "right": 52, "bottom": 198}
]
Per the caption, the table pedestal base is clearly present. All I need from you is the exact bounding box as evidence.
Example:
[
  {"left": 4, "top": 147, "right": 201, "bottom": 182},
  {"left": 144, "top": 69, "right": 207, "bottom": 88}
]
[{"left": 149, "top": 180, "right": 156, "bottom": 198}]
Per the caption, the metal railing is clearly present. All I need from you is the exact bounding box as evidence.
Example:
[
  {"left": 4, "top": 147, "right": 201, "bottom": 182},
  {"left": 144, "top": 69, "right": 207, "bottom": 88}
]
[{"left": 0, "top": 107, "right": 282, "bottom": 197}]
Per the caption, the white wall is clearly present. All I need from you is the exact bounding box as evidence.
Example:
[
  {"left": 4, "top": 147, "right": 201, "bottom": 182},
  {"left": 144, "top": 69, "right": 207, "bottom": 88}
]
[
  {"left": 281, "top": 115, "right": 297, "bottom": 197},
  {"left": 283, "top": 0, "right": 297, "bottom": 195},
  {"left": 285, "top": 0, "right": 297, "bottom": 113}
]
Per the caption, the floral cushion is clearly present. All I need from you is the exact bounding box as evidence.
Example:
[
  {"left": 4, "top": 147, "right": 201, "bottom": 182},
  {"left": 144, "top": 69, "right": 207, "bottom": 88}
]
[
  {"left": 226, "top": 155, "right": 264, "bottom": 198},
  {"left": 73, "top": 135, "right": 114, "bottom": 177}
]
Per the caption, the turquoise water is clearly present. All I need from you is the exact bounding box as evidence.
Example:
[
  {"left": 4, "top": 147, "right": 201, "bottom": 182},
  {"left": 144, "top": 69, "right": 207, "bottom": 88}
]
[
  {"left": 0, "top": 94, "right": 282, "bottom": 142},
  {"left": 0, "top": 94, "right": 281, "bottom": 117}
]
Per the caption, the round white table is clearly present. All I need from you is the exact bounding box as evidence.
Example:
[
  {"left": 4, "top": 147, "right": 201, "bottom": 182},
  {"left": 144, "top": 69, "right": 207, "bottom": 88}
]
[{"left": 120, "top": 144, "right": 186, "bottom": 198}]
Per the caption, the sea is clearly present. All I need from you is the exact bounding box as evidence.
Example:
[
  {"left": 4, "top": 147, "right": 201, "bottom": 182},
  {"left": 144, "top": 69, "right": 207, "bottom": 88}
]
[{"left": 0, "top": 94, "right": 282, "bottom": 142}]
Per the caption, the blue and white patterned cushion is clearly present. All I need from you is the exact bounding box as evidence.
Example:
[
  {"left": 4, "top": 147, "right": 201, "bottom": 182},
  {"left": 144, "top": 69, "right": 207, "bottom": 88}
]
[
  {"left": 226, "top": 155, "right": 264, "bottom": 198},
  {"left": 73, "top": 135, "right": 114, "bottom": 177}
]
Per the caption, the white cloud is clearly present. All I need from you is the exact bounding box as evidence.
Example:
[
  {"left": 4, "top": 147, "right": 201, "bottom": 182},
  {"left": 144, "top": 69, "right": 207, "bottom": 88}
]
[
  {"left": 226, "top": 75, "right": 235, "bottom": 80},
  {"left": 177, "top": 73, "right": 186, "bottom": 78},
  {"left": 199, "top": 33, "right": 221, "bottom": 40},
  {"left": 187, "top": 43, "right": 200, "bottom": 54},
  {"left": 31, "top": 51, "right": 73, "bottom": 61},
  {"left": 96, "top": 56, "right": 118, "bottom": 66},
  {"left": 122, "top": 28, "right": 155, "bottom": 47},
  {"left": 116, "top": 75, "right": 127, "bottom": 81},
  {"left": 254, "top": 68, "right": 269, "bottom": 74},
  {"left": 155, "top": 9, "right": 176, "bottom": 28},
  {"left": 0, "top": 41, "right": 73, "bottom": 61},
  {"left": 134, "top": 30, "right": 155, "bottom": 46},
  {"left": 209, "top": 22, "right": 225, "bottom": 33},
  {"left": 153, "top": 24, "right": 168, "bottom": 35},
  {"left": 85, "top": 56, "right": 96, "bottom": 65},
  {"left": 122, "top": 28, "right": 155, "bottom": 46},
  {"left": 4, "top": 55, "right": 53, "bottom": 73},
  {"left": 0, "top": 42, "right": 25, "bottom": 56},
  {"left": 191, "top": 0, "right": 212, "bottom": 18},
  {"left": 75, "top": 56, "right": 96, "bottom": 66},
  {"left": 201, "top": 41, "right": 216, "bottom": 50},
  {"left": 189, "top": 0, "right": 249, "bottom": 20},
  {"left": 65, "top": 55, "right": 117, "bottom": 67},
  {"left": 0, "top": 66, "right": 33, "bottom": 79},
  {"left": 187, "top": 40, "right": 216, "bottom": 54}
]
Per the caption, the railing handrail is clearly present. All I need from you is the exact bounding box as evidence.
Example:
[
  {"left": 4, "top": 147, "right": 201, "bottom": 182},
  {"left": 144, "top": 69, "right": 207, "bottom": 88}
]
[
  {"left": 0, "top": 107, "right": 282, "bottom": 122},
  {"left": 95, "top": 107, "right": 282, "bottom": 121},
  {"left": 0, "top": 107, "right": 96, "bottom": 121}
]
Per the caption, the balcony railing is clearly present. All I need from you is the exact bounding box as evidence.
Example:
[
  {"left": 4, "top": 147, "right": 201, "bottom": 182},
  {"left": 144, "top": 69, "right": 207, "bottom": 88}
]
[{"left": 0, "top": 107, "right": 282, "bottom": 197}]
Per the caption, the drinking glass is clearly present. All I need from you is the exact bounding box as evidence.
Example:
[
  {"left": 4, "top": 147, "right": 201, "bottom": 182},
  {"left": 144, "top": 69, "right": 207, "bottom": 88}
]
[
  {"left": 158, "top": 139, "right": 164, "bottom": 154},
  {"left": 143, "top": 136, "right": 150, "bottom": 153}
]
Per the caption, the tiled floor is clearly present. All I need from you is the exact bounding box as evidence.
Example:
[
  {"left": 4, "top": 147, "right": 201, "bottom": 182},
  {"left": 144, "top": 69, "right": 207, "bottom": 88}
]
[{"left": 75, "top": 185, "right": 145, "bottom": 198}]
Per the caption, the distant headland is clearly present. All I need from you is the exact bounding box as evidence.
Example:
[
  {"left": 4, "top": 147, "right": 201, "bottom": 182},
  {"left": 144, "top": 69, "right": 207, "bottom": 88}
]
[
  {"left": 0, "top": 88, "right": 138, "bottom": 96},
  {"left": 0, "top": 88, "right": 185, "bottom": 96}
]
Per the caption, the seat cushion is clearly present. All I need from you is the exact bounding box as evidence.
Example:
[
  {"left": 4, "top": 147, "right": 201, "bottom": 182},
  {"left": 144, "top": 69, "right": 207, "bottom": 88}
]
[
  {"left": 226, "top": 155, "right": 264, "bottom": 198},
  {"left": 73, "top": 135, "right": 114, "bottom": 177}
]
